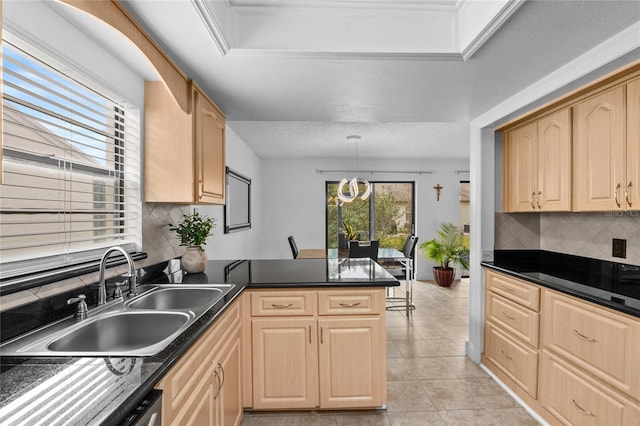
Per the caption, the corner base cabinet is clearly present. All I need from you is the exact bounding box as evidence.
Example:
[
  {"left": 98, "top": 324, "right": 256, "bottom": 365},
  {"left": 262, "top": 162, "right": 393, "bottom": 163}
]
[
  {"left": 155, "top": 299, "right": 242, "bottom": 426},
  {"left": 246, "top": 288, "right": 387, "bottom": 411}
]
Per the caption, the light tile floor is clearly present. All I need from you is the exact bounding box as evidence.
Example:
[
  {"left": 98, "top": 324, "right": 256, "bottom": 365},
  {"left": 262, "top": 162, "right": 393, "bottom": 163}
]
[{"left": 241, "top": 279, "right": 539, "bottom": 425}]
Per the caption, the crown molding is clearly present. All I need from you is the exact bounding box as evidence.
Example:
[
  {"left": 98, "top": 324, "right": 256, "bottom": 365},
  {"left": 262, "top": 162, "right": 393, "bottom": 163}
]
[
  {"left": 226, "top": 49, "right": 463, "bottom": 61},
  {"left": 461, "top": 0, "right": 524, "bottom": 61},
  {"left": 472, "top": 21, "right": 640, "bottom": 129},
  {"left": 228, "top": 0, "right": 458, "bottom": 11},
  {"left": 190, "top": 0, "right": 231, "bottom": 56}
]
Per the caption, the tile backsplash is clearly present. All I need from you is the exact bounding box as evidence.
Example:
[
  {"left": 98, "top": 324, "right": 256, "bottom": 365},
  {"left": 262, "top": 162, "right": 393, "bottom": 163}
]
[
  {"left": 495, "top": 212, "right": 640, "bottom": 265},
  {"left": 0, "top": 203, "right": 190, "bottom": 311}
]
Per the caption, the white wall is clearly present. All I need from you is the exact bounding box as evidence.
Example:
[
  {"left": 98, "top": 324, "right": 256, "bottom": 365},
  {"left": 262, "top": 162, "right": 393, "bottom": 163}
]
[
  {"left": 197, "top": 126, "right": 262, "bottom": 260},
  {"left": 258, "top": 157, "right": 469, "bottom": 280}
]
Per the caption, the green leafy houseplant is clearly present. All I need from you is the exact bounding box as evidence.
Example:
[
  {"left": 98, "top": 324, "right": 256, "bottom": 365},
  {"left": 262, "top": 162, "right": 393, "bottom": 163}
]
[
  {"left": 342, "top": 220, "right": 358, "bottom": 241},
  {"left": 169, "top": 209, "right": 216, "bottom": 250},
  {"left": 420, "top": 222, "right": 469, "bottom": 287}
]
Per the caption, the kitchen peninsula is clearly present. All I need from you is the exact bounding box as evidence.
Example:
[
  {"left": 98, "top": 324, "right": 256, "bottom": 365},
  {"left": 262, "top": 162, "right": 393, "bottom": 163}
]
[{"left": 0, "top": 258, "right": 398, "bottom": 425}]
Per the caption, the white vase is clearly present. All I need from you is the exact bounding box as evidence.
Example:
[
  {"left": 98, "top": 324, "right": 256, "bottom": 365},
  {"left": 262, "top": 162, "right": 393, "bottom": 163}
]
[{"left": 181, "top": 246, "right": 208, "bottom": 273}]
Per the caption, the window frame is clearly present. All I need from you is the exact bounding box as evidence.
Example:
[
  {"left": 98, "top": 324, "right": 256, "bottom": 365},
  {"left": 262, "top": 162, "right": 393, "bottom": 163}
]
[{"left": 0, "top": 35, "right": 142, "bottom": 286}]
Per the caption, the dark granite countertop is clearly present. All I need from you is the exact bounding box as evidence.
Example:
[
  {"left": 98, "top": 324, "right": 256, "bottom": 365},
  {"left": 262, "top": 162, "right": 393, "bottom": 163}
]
[
  {"left": 482, "top": 250, "right": 640, "bottom": 318},
  {"left": 0, "top": 258, "right": 398, "bottom": 425}
]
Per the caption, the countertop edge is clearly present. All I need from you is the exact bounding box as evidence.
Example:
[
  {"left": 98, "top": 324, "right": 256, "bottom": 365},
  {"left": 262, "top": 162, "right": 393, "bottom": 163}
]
[{"left": 481, "top": 262, "right": 640, "bottom": 318}]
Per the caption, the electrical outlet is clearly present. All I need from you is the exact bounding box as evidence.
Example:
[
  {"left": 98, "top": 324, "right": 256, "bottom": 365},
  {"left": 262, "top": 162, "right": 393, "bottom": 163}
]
[
  {"left": 612, "top": 238, "right": 627, "bottom": 258},
  {"left": 482, "top": 250, "right": 494, "bottom": 262}
]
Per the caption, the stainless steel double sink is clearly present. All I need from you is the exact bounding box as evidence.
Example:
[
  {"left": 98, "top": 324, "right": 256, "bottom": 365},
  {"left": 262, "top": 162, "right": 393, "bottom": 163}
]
[{"left": 0, "top": 284, "right": 235, "bottom": 357}]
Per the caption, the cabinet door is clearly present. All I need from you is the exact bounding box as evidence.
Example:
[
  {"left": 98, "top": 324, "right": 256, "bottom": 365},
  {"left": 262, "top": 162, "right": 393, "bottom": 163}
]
[
  {"left": 144, "top": 81, "right": 193, "bottom": 203},
  {"left": 505, "top": 122, "right": 538, "bottom": 212},
  {"left": 168, "top": 362, "right": 217, "bottom": 426},
  {"left": 251, "top": 318, "right": 318, "bottom": 409},
  {"left": 194, "top": 88, "right": 225, "bottom": 204},
  {"left": 573, "top": 86, "right": 626, "bottom": 211},
  {"left": 627, "top": 78, "right": 640, "bottom": 210},
  {"left": 537, "top": 108, "right": 572, "bottom": 211},
  {"left": 317, "top": 317, "right": 385, "bottom": 408},
  {"left": 216, "top": 329, "right": 243, "bottom": 426}
]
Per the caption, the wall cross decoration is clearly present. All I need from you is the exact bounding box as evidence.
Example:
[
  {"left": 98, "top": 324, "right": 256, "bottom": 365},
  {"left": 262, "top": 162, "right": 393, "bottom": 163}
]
[{"left": 434, "top": 184, "right": 443, "bottom": 201}]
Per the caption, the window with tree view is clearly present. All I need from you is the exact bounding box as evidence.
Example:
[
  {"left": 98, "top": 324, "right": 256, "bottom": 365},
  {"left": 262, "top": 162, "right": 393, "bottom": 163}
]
[{"left": 326, "top": 182, "right": 414, "bottom": 253}]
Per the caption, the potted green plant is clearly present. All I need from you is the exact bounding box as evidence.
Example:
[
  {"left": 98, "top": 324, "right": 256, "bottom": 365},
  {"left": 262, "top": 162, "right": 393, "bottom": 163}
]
[
  {"left": 342, "top": 220, "right": 358, "bottom": 242},
  {"left": 420, "top": 222, "right": 469, "bottom": 287},
  {"left": 169, "top": 209, "right": 216, "bottom": 273}
]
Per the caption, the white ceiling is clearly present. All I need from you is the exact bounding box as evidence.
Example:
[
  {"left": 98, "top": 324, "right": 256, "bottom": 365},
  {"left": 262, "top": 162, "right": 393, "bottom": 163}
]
[{"left": 115, "top": 0, "right": 640, "bottom": 160}]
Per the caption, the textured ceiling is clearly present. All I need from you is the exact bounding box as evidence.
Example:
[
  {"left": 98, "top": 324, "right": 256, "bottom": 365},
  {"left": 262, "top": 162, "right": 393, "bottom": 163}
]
[
  {"left": 229, "top": 121, "right": 470, "bottom": 159},
  {"left": 114, "top": 1, "right": 640, "bottom": 160}
]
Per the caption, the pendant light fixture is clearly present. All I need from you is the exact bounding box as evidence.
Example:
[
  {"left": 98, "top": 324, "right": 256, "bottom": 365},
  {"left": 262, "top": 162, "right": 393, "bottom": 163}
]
[{"left": 337, "top": 135, "right": 371, "bottom": 203}]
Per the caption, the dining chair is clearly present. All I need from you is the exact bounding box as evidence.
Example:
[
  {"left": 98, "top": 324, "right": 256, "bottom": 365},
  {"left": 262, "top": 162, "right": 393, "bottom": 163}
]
[
  {"left": 385, "top": 235, "right": 418, "bottom": 312},
  {"left": 348, "top": 240, "right": 379, "bottom": 261},
  {"left": 287, "top": 235, "right": 299, "bottom": 259}
]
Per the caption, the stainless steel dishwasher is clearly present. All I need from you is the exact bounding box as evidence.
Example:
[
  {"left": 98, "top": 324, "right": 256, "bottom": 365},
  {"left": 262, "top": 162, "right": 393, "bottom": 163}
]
[{"left": 120, "top": 390, "right": 162, "bottom": 426}]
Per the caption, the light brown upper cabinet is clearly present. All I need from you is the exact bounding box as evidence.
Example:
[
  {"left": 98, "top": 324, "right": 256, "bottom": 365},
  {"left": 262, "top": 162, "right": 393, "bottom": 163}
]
[
  {"left": 626, "top": 78, "right": 640, "bottom": 210},
  {"left": 573, "top": 86, "right": 627, "bottom": 211},
  {"left": 193, "top": 85, "right": 225, "bottom": 204},
  {"left": 504, "top": 108, "right": 572, "bottom": 212},
  {"left": 144, "top": 81, "right": 226, "bottom": 204}
]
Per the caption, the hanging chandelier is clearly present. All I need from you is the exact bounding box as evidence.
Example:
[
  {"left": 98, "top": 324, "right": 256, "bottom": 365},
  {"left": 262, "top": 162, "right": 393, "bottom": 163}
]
[{"left": 337, "top": 135, "right": 371, "bottom": 203}]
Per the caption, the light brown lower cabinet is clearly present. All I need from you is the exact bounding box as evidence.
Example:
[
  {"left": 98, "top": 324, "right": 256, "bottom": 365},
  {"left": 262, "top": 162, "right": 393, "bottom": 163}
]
[
  {"left": 248, "top": 288, "right": 387, "bottom": 411},
  {"left": 251, "top": 317, "right": 319, "bottom": 409},
  {"left": 483, "top": 269, "right": 640, "bottom": 426},
  {"left": 156, "top": 299, "right": 243, "bottom": 426},
  {"left": 317, "top": 317, "right": 385, "bottom": 409},
  {"left": 540, "top": 350, "right": 640, "bottom": 426}
]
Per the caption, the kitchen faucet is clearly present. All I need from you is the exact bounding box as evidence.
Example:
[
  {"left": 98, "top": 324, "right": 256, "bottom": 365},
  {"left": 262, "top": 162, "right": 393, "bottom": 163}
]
[{"left": 98, "top": 246, "right": 138, "bottom": 305}]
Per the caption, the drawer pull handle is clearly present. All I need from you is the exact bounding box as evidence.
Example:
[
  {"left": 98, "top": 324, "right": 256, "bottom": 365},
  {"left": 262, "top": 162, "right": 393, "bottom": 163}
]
[
  {"left": 571, "top": 398, "right": 595, "bottom": 417},
  {"left": 500, "top": 286, "right": 515, "bottom": 293},
  {"left": 615, "top": 183, "right": 621, "bottom": 208},
  {"left": 500, "top": 350, "right": 513, "bottom": 360},
  {"left": 339, "top": 302, "right": 361, "bottom": 308},
  {"left": 501, "top": 312, "right": 515, "bottom": 320},
  {"left": 627, "top": 181, "right": 633, "bottom": 207},
  {"left": 573, "top": 329, "right": 597, "bottom": 343},
  {"left": 271, "top": 303, "right": 293, "bottom": 309}
]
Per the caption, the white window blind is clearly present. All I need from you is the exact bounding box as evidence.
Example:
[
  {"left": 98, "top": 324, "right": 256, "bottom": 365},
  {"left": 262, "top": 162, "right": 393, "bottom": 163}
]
[{"left": 0, "top": 40, "right": 141, "bottom": 277}]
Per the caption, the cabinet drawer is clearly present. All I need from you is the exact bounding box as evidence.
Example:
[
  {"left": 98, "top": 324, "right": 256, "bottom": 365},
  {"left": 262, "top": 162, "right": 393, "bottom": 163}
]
[
  {"left": 540, "top": 351, "right": 640, "bottom": 426},
  {"left": 251, "top": 290, "right": 316, "bottom": 316},
  {"left": 318, "top": 289, "right": 384, "bottom": 316},
  {"left": 487, "top": 292, "right": 539, "bottom": 347},
  {"left": 486, "top": 270, "right": 540, "bottom": 311},
  {"left": 543, "top": 291, "right": 640, "bottom": 396},
  {"left": 485, "top": 322, "right": 538, "bottom": 398}
]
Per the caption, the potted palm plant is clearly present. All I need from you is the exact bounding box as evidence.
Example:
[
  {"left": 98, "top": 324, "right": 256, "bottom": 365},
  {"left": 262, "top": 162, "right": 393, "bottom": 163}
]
[
  {"left": 420, "top": 222, "right": 469, "bottom": 287},
  {"left": 169, "top": 209, "right": 216, "bottom": 273}
]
